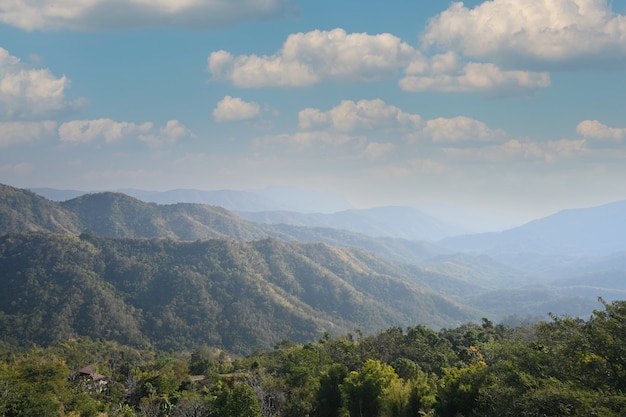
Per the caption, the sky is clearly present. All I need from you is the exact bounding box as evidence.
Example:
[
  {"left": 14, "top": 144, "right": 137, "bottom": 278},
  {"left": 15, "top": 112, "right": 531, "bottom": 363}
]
[{"left": 1, "top": 0, "right": 626, "bottom": 223}]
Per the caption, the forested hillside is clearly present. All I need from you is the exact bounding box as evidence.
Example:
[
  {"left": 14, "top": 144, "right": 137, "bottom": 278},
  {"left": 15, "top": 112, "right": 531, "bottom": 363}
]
[
  {"left": 0, "top": 231, "right": 474, "bottom": 353},
  {"left": 0, "top": 184, "right": 80, "bottom": 234},
  {"left": 3, "top": 300, "right": 626, "bottom": 416}
]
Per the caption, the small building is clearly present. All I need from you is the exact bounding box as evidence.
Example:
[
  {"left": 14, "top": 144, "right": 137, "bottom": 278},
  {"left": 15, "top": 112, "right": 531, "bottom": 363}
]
[{"left": 76, "top": 364, "right": 108, "bottom": 394}]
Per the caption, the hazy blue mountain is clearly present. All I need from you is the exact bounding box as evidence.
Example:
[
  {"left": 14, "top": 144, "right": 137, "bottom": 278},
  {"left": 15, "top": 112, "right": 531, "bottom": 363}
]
[
  {"left": 29, "top": 187, "right": 87, "bottom": 201},
  {"left": 415, "top": 202, "right": 529, "bottom": 233},
  {"left": 239, "top": 206, "right": 467, "bottom": 241},
  {"left": 118, "top": 188, "right": 283, "bottom": 212},
  {"left": 121, "top": 186, "right": 352, "bottom": 213},
  {"left": 439, "top": 200, "right": 626, "bottom": 257},
  {"left": 256, "top": 185, "right": 352, "bottom": 213}
]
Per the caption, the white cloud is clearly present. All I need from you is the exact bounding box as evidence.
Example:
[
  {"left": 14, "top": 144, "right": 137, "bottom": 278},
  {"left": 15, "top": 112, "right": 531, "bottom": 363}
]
[
  {"left": 0, "top": 48, "right": 80, "bottom": 120},
  {"left": 0, "top": 121, "right": 57, "bottom": 147},
  {"left": 360, "top": 142, "right": 396, "bottom": 159},
  {"left": 58, "top": 118, "right": 193, "bottom": 147},
  {"left": 421, "top": 0, "right": 626, "bottom": 69},
  {"left": 59, "top": 119, "right": 152, "bottom": 145},
  {"left": 213, "top": 96, "right": 261, "bottom": 122},
  {"left": 408, "top": 116, "right": 508, "bottom": 143},
  {"left": 399, "top": 62, "right": 550, "bottom": 96},
  {"left": 139, "top": 119, "right": 195, "bottom": 148},
  {"left": 0, "top": 0, "right": 295, "bottom": 31},
  {"left": 208, "top": 28, "right": 416, "bottom": 87},
  {"left": 576, "top": 120, "right": 626, "bottom": 140},
  {"left": 299, "top": 99, "right": 422, "bottom": 132}
]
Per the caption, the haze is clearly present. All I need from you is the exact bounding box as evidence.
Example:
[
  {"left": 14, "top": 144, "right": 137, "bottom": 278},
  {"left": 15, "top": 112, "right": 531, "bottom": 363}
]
[{"left": 1, "top": 0, "right": 626, "bottom": 224}]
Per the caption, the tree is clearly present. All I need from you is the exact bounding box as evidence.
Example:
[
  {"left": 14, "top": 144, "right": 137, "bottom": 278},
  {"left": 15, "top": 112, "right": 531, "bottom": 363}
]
[
  {"left": 214, "top": 380, "right": 262, "bottom": 417},
  {"left": 341, "top": 359, "right": 399, "bottom": 417},
  {"left": 313, "top": 364, "right": 348, "bottom": 417}
]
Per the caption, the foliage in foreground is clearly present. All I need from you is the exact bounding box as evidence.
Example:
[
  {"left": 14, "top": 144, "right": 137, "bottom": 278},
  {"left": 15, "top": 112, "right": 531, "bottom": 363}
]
[{"left": 2, "top": 300, "right": 626, "bottom": 416}]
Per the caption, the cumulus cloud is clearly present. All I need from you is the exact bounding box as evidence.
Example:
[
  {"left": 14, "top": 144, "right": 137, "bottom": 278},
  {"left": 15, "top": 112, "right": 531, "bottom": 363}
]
[
  {"left": 139, "top": 120, "right": 195, "bottom": 148},
  {"left": 213, "top": 96, "right": 261, "bottom": 122},
  {"left": 208, "top": 28, "right": 416, "bottom": 87},
  {"left": 421, "top": 0, "right": 626, "bottom": 69},
  {"left": 0, "top": 121, "right": 57, "bottom": 147},
  {"left": 400, "top": 61, "right": 551, "bottom": 96},
  {"left": 58, "top": 118, "right": 194, "bottom": 147},
  {"left": 576, "top": 119, "right": 626, "bottom": 140},
  {"left": 408, "top": 116, "right": 508, "bottom": 143},
  {"left": 0, "top": 48, "right": 80, "bottom": 120},
  {"left": 0, "top": 0, "right": 295, "bottom": 31},
  {"left": 298, "top": 99, "right": 421, "bottom": 132}
]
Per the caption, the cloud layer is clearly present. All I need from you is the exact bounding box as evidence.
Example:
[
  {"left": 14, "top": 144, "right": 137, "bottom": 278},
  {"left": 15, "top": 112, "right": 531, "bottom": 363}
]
[
  {"left": 209, "top": 28, "right": 416, "bottom": 87},
  {"left": 208, "top": 28, "right": 553, "bottom": 95},
  {"left": 0, "top": 121, "right": 57, "bottom": 147},
  {"left": 421, "top": 0, "right": 626, "bottom": 69},
  {"left": 0, "top": 0, "right": 295, "bottom": 31},
  {"left": 59, "top": 119, "right": 194, "bottom": 147}
]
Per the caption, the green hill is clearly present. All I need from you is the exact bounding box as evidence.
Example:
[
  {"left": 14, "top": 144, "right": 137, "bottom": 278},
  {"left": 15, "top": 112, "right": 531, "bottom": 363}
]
[{"left": 0, "top": 232, "right": 475, "bottom": 353}]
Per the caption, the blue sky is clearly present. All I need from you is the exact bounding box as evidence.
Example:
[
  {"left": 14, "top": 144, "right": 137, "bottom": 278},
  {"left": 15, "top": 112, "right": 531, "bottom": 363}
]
[{"left": 1, "top": 0, "right": 626, "bottom": 222}]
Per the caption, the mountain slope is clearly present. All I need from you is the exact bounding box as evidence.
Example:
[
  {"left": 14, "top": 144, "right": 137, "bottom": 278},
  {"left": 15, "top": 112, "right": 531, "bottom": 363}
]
[
  {"left": 0, "top": 232, "right": 476, "bottom": 353},
  {"left": 0, "top": 184, "right": 80, "bottom": 234},
  {"left": 440, "top": 200, "right": 626, "bottom": 257},
  {"left": 60, "top": 192, "right": 269, "bottom": 241},
  {"left": 0, "top": 232, "right": 146, "bottom": 347}
]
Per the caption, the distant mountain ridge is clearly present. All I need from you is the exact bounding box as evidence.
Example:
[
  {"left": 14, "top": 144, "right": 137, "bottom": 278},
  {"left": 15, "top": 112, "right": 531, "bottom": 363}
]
[
  {"left": 31, "top": 185, "right": 353, "bottom": 213},
  {"left": 3, "top": 184, "right": 443, "bottom": 265},
  {"left": 440, "top": 200, "right": 626, "bottom": 257},
  {"left": 238, "top": 206, "right": 466, "bottom": 241},
  {"left": 32, "top": 186, "right": 466, "bottom": 240}
]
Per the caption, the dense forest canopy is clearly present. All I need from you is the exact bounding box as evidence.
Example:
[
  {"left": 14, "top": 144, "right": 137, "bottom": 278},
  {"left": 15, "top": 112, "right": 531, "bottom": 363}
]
[{"left": 2, "top": 301, "right": 626, "bottom": 416}]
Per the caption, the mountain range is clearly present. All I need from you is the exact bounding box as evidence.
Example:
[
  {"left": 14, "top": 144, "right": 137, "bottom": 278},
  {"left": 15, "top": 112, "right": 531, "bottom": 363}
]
[
  {"left": 2, "top": 182, "right": 626, "bottom": 352},
  {"left": 31, "top": 185, "right": 353, "bottom": 214}
]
